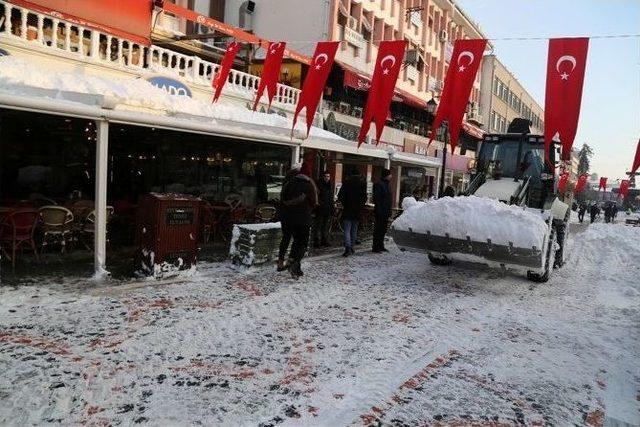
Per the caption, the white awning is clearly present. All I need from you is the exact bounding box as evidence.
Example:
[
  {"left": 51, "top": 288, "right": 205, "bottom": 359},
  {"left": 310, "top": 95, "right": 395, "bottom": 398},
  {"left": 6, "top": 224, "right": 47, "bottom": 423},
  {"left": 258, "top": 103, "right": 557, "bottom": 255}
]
[
  {"left": 301, "top": 138, "right": 389, "bottom": 160},
  {"left": 0, "top": 89, "right": 310, "bottom": 147},
  {"left": 390, "top": 151, "right": 441, "bottom": 168}
]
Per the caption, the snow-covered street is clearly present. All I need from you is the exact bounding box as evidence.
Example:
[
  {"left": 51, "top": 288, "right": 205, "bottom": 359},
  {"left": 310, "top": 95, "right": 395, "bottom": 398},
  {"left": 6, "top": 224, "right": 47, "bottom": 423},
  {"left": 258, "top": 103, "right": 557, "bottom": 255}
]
[{"left": 1, "top": 222, "right": 639, "bottom": 426}]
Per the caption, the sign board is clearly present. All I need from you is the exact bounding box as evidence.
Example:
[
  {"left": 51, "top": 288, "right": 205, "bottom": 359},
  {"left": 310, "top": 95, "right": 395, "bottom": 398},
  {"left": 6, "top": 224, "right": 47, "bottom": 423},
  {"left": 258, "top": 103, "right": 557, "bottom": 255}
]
[
  {"left": 166, "top": 207, "right": 195, "bottom": 226},
  {"left": 147, "top": 76, "right": 193, "bottom": 98},
  {"left": 343, "top": 26, "right": 366, "bottom": 49}
]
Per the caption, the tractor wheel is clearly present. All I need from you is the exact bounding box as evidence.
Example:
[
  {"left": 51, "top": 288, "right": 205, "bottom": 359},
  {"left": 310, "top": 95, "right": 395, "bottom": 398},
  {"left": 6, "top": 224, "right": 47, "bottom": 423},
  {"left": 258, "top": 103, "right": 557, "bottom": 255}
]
[
  {"left": 527, "top": 228, "right": 556, "bottom": 283},
  {"left": 428, "top": 254, "right": 452, "bottom": 266}
]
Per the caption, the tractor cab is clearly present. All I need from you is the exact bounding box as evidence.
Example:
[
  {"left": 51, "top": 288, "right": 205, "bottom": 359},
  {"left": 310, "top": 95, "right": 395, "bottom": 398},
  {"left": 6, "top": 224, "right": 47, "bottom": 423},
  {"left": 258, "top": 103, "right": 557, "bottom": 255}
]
[{"left": 468, "top": 119, "right": 561, "bottom": 209}]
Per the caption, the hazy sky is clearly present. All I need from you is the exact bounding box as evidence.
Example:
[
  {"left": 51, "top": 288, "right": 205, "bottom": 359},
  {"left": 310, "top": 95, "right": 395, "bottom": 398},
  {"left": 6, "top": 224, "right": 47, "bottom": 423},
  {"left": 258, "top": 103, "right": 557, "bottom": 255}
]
[{"left": 458, "top": 0, "right": 640, "bottom": 181}]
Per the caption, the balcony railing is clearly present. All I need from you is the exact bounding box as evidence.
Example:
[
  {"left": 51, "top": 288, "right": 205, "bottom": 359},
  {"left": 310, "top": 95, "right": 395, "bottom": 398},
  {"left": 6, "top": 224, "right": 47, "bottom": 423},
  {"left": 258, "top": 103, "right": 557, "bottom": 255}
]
[{"left": 0, "top": 0, "right": 300, "bottom": 106}]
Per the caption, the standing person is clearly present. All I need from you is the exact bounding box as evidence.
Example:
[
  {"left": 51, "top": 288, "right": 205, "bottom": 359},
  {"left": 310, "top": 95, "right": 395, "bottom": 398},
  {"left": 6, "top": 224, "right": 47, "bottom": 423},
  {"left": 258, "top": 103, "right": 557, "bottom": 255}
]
[
  {"left": 590, "top": 202, "right": 599, "bottom": 223},
  {"left": 277, "top": 165, "right": 302, "bottom": 272},
  {"left": 338, "top": 169, "right": 366, "bottom": 257},
  {"left": 578, "top": 202, "right": 587, "bottom": 223},
  {"left": 278, "top": 164, "right": 318, "bottom": 278},
  {"left": 313, "top": 171, "right": 334, "bottom": 248},
  {"left": 372, "top": 169, "right": 393, "bottom": 253}
]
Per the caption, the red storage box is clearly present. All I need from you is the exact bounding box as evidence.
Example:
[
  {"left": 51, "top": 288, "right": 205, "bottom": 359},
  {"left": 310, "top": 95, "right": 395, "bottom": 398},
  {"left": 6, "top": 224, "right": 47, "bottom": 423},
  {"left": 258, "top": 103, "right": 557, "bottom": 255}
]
[{"left": 136, "top": 193, "right": 201, "bottom": 276}]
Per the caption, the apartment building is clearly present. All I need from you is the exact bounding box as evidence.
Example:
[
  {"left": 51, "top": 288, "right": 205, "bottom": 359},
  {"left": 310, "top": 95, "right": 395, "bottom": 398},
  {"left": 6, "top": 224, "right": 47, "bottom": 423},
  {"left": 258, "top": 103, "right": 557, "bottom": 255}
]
[
  {"left": 224, "top": 0, "right": 489, "bottom": 198},
  {"left": 479, "top": 54, "right": 544, "bottom": 135}
]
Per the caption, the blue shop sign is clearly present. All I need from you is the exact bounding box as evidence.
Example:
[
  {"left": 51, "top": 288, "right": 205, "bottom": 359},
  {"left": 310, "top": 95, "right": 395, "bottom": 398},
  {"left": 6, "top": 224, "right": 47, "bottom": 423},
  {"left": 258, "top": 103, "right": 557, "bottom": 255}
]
[{"left": 146, "top": 76, "right": 192, "bottom": 98}]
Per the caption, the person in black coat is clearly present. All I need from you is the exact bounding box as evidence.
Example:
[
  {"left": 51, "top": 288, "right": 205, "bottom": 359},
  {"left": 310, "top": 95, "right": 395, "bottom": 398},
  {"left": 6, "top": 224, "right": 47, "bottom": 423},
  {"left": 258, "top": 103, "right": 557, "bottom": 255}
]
[
  {"left": 337, "top": 169, "right": 367, "bottom": 257},
  {"left": 590, "top": 202, "right": 599, "bottom": 223},
  {"left": 278, "top": 165, "right": 318, "bottom": 278},
  {"left": 578, "top": 202, "right": 587, "bottom": 223},
  {"left": 372, "top": 169, "right": 393, "bottom": 252},
  {"left": 313, "top": 171, "right": 334, "bottom": 248}
]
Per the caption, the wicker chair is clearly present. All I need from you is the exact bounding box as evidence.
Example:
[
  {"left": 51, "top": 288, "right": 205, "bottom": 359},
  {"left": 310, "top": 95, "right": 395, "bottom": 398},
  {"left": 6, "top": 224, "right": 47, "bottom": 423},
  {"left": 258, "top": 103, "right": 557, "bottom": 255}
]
[
  {"left": 39, "top": 206, "right": 74, "bottom": 253},
  {"left": 79, "top": 207, "right": 114, "bottom": 249},
  {"left": 0, "top": 209, "right": 40, "bottom": 269}
]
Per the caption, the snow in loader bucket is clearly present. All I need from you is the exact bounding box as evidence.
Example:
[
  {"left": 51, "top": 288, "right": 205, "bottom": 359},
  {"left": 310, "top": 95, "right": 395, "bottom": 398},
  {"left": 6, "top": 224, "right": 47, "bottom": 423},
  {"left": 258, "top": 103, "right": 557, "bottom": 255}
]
[{"left": 390, "top": 196, "right": 553, "bottom": 275}]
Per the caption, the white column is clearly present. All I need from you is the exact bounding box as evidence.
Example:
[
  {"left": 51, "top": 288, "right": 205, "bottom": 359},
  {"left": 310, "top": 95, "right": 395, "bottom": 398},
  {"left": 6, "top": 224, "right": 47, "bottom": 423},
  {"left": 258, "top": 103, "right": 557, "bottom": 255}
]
[
  {"left": 94, "top": 119, "right": 109, "bottom": 278},
  {"left": 291, "top": 145, "right": 301, "bottom": 166},
  {"left": 434, "top": 165, "right": 441, "bottom": 198}
]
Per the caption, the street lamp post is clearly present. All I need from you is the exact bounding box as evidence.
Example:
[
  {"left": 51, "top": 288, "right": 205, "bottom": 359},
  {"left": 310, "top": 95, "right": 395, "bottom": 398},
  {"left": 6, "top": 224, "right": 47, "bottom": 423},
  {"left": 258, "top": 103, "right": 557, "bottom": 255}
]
[{"left": 426, "top": 98, "right": 449, "bottom": 197}]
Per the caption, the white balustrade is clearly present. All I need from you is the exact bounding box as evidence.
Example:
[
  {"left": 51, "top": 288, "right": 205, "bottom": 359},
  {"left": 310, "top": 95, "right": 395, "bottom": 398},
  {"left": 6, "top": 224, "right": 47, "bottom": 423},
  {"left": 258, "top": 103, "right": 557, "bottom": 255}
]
[{"left": 0, "top": 0, "right": 301, "bottom": 106}]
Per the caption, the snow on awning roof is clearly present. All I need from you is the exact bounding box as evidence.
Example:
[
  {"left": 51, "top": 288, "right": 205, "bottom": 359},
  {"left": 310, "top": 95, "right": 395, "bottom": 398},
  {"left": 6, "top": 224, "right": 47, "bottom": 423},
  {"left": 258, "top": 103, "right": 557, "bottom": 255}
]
[
  {"left": 0, "top": 56, "right": 344, "bottom": 144},
  {"left": 390, "top": 151, "right": 441, "bottom": 168}
]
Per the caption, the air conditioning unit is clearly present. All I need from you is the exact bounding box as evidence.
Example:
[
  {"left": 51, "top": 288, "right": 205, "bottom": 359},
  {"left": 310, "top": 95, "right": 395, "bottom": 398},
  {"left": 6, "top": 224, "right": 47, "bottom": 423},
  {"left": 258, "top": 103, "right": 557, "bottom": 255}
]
[
  {"left": 466, "top": 109, "right": 484, "bottom": 125},
  {"left": 404, "top": 49, "right": 419, "bottom": 65},
  {"left": 439, "top": 29, "right": 448, "bottom": 42}
]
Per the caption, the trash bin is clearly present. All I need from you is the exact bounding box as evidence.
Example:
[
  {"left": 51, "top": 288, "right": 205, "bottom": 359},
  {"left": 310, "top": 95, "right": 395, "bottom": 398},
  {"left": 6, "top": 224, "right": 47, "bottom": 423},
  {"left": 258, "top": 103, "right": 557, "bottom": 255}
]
[{"left": 135, "top": 193, "right": 201, "bottom": 277}]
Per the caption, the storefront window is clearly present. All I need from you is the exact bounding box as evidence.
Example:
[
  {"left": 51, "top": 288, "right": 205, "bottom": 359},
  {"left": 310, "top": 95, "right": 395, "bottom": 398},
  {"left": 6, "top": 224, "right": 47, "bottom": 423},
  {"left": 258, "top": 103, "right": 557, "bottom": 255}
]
[
  {"left": 108, "top": 125, "right": 291, "bottom": 207},
  {"left": 0, "top": 110, "right": 96, "bottom": 204},
  {"left": 400, "top": 166, "right": 429, "bottom": 200}
]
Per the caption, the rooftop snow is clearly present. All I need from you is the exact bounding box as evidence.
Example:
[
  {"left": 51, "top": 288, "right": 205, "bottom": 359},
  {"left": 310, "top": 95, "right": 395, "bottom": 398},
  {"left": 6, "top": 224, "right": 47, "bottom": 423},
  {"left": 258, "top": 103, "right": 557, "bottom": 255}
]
[{"left": 0, "top": 57, "right": 343, "bottom": 141}]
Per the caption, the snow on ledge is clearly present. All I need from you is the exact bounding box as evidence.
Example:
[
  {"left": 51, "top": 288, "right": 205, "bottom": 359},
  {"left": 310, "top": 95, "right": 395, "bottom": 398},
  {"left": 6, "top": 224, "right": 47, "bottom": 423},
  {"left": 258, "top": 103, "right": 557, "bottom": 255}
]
[
  {"left": 393, "top": 196, "right": 549, "bottom": 249},
  {"left": 0, "top": 57, "right": 343, "bottom": 141}
]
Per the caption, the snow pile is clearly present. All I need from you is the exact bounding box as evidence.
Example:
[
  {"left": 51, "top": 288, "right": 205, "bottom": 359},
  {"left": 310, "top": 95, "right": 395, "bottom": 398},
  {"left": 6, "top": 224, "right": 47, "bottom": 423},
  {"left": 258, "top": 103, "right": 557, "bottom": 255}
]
[
  {"left": 392, "top": 196, "right": 549, "bottom": 248},
  {"left": 0, "top": 57, "right": 342, "bottom": 140}
]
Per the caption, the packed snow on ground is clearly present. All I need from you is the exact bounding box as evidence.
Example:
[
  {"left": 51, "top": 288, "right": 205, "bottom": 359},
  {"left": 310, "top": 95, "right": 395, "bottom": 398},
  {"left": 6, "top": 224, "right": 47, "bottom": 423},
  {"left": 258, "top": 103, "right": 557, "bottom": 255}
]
[
  {"left": 0, "top": 222, "right": 638, "bottom": 426},
  {"left": 394, "top": 196, "right": 549, "bottom": 249},
  {"left": 0, "top": 57, "right": 341, "bottom": 140}
]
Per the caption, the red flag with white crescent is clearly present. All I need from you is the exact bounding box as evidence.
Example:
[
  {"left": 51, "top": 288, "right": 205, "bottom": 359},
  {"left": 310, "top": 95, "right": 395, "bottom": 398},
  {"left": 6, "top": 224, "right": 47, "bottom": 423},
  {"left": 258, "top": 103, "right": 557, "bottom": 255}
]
[
  {"left": 292, "top": 41, "right": 339, "bottom": 138},
  {"left": 544, "top": 38, "right": 589, "bottom": 164},
  {"left": 630, "top": 139, "right": 640, "bottom": 175},
  {"left": 619, "top": 180, "right": 630, "bottom": 199},
  {"left": 253, "top": 41, "right": 286, "bottom": 111},
  {"left": 574, "top": 173, "right": 588, "bottom": 194},
  {"left": 599, "top": 177, "right": 608, "bottom": 191},
  {"left": 558, "top": 171, "right": 570, "bottom": 193},
  {"left": 212, "top": 41, "right": 240, "bottom": 103},
  {"left": 428, "top": 39, "right": 487, "bottom": 153},
  {"left": 357, "top": 40, "right": 407, "bottom": 147}
]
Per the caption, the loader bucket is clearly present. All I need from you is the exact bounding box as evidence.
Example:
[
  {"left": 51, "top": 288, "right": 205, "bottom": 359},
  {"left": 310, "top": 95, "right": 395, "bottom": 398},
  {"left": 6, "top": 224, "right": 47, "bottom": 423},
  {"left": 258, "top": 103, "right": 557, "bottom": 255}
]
[{"left": 389, "top": 209, "right": 554, "bottom": 275}]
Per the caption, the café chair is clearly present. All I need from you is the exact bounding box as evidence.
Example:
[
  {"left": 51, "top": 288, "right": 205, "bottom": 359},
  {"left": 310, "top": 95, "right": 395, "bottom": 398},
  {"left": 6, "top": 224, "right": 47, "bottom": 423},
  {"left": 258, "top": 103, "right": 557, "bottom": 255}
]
[
  {"left": 255, "top": 203, "right": 277, "bottom": 223},
  {"left": 39, "top": 205, "right": 74, "bottom": 254},
  {"left": 79, "top": 207, "right": 114, "bottom": 249},
  {"left": 0, "top": 209, "right": 40, "bottom": 270}
]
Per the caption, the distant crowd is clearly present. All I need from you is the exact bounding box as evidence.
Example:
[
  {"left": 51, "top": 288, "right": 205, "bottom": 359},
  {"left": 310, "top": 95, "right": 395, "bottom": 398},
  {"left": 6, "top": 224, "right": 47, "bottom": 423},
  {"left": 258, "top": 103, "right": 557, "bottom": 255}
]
[{"left": 576, "top": 201, "right": 619, "bottom": 224}]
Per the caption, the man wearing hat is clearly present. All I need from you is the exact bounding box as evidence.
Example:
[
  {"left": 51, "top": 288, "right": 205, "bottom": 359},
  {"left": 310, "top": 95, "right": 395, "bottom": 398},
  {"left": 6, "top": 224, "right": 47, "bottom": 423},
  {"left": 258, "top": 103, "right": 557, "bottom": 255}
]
[{"left": 372, "top": 168, "right": 393, "bottom": 253}]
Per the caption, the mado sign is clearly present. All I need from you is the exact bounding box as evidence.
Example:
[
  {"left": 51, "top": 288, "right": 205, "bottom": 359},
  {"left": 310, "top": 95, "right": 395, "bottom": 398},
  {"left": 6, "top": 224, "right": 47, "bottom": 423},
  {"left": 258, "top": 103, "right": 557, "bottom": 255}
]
[{"left": 147, "top": 76, "right": 192, "bottom": 98}]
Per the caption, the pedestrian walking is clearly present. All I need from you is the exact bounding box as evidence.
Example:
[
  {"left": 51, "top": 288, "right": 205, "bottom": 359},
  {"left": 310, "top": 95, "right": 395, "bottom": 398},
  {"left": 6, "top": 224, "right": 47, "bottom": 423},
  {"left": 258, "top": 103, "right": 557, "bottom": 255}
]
[
  {"left": 277, "top": 164, "right": 318, "bottom": 278},
  {"left": 590, "top": 202, "right": 599, "bottom": 223},
  {"left": 372, "top": 169, "right": 393, "bottom": 253},
  {"left": 578, "top": 202, "right": 587, "bottom": 223},
  {"left": 337, "top": 169, "right": 366, "bottom": 257},
  {"left": 313, "top": 171, "right": 334, "bottom": 248}
]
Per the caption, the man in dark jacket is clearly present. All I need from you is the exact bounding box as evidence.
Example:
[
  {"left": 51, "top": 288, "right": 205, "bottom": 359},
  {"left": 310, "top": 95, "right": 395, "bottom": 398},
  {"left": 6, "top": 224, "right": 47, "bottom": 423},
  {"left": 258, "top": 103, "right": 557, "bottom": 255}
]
[
  {"left": 578, "top": 202, "right": 587, "bottom": 223},
  {"left": 590, "top": 202, "right": 599, "bottom": 223},
  {"left": 313, "top": 171, "right": 334, "bottom": 248},
  {"left": 372, "top": 169, "right": 393, "bottom": 252},
  {"left": 278, "top": 165, "right": 318, "bottom": 278},
  {"left": 337, "top": 169, "right": 366, "bottom": 257}
]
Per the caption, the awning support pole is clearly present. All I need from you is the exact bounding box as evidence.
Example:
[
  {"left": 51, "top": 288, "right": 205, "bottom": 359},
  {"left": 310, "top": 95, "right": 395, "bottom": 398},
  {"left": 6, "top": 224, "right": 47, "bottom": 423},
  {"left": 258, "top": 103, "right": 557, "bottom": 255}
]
[
  {"left": 291, "top": 145, "right": 301, "bottom": 167},
  {"left": 94, "top": 119, "right": 110, "bottom": 279}
]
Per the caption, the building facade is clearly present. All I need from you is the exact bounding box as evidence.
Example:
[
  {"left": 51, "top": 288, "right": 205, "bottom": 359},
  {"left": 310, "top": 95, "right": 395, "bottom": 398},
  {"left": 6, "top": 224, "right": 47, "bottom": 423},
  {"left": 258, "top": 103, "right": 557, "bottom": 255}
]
[
  {"left": 479, "top": 54, "right": 544, "bottom": 135},
  {"left": 223, "top": 0, "right": 488, "bottom": 200}
]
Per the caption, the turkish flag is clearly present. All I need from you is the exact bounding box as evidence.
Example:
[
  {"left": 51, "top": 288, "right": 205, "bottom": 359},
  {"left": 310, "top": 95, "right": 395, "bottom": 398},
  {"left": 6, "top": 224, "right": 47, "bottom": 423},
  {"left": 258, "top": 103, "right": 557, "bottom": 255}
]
[
  {"left": 544, "top": 38, "right": 589, "bottom": 163},
  {"left": 599, "top": 177, "right": 608, "bottom": 191},
  {"left": 357, "top": 40, "right": 407, "bottom": 147},
  {"left": 429, "top": 39, "right": 487, "bottom": 153},
  {"left": 212, "top": 41, "right": 241, "bottom": 103},
  {"left": 558, "top": 171, "right": 570, "bottom": 193},
  {"left": 630, "top": 139, "right": 640, "bottom": 175},
  {"left": 253, "top": 41, "right": 286, "bottom": 111},
  {"left": 619, "top": 180, "right": 630, "bottom": 199},
  {"left": 292, "top": 41, "right": 339, "bottom": 137},
  {"left": 574, "top": 173, "right": 588, "bottom": 194}
]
